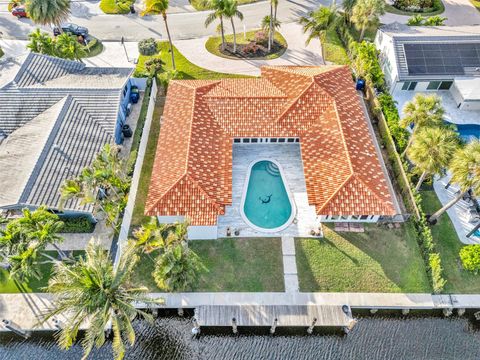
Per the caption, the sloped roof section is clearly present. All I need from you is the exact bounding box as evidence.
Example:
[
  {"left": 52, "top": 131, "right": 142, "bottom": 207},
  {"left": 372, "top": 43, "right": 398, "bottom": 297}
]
[
  {"left": 0, "top": 52, "right": 132, "bottom": 213},
  {"left": 146, "top": 66, "right": 397, "bottom": 225}
]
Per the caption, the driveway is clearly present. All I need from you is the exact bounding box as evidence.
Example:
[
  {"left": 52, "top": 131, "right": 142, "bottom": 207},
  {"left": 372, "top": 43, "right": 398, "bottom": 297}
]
[
  {"left": 0, "top": 0, "right": 328, "bottom": 41},
  {"left": 174, "top": 21, "right": 324, "bottom": 76},
  {"left": 381, "top": 0, "right": 480, "bottom": 25}
]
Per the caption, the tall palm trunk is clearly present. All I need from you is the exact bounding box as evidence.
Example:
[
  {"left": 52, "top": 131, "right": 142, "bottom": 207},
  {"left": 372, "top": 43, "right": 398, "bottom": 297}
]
[
  {"left": 273, "top": 1, "right": 278, "bottom": 43},
  {"left": 268, "top": 3, "right": 273, "bottom": 52},
  {"left": 401, "top": 128, "right": 416, "bottom": 157},
  {"left": 163, "top": 12, "right": 176, "bottom": 70},
  {"left": 230, "top": 18, "right": 237, "bottom": 53},
  {"left": 415, "top": 171, "right": 427, "bottom": 191},
  {"left": 359, "top": 24, "right": 366, "bottom": 42},
  {"left": 220, "top": 16, "right": 226, "bottom": 50},
  {"left": 320, "top": 33, "right": 326, "bottom": 65},
  {"left": 429, "top": 190, "right": 467, "bottom": 223}
]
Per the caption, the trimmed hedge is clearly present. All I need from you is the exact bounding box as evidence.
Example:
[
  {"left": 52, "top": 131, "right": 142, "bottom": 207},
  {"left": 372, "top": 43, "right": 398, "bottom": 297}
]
[
  {"left": 59, "top": 216, "right": 96, "bottom": 233},
  {"left": 138, "top": 38, "right": 158, "bottom": 56},
  {"left": 377, "top": 93, "right": 409, "bottom": 153}
]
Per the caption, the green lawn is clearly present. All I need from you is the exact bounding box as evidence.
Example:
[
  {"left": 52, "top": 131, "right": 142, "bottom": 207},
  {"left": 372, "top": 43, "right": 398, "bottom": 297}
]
[
  {"left": 134, "top": 41, "right": 248, "bottom": 81},
  {"left": 82, "top": 38, "right": 104, "bottom": 58},
  {"left": 0, "top": 251, "right": 84, "bottom": 293},
  {"left": 324, "top": 27, "right": 350, "bottom": 65},
  {"left": 296, "top": 224, "right": 431, "bottom": 293},
  {"left": 420, "top": 190, "right": 480, "bottom": 293},
  {"left": 190, "top": 0, "right": 258, "bottom": 10},
  {"left": 347, "top": 23, "right": 379, "bottom": 43},
  {"left": 384, "top": 0, "right": 445, "bottom": 15},
  {"left": 99, "top": 0, "right": 133, "bottom": 14},
  {"left": 205, "top": 30, "right": 287, "bottom": 60},
  {"left": 131, "top": 238, "right": 285, "bottom": 292}
]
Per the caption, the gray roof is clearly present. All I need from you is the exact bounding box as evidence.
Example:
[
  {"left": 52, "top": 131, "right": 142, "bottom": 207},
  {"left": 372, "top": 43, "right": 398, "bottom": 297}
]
[
  {"left": 378, "top": 24, "right": 480, "bottom": 81},
  {"left": 0, "top": 52, "right": 133, "bottom": 213}
]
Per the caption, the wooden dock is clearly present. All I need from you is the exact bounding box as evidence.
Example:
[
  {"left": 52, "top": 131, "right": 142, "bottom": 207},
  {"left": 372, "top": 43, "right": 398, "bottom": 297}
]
[{"left": 194, "top": 305, "right": 353, "bottom": 328}]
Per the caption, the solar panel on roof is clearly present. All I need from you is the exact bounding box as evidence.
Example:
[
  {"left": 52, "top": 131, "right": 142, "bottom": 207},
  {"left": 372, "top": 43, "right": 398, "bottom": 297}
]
[{"left": 403, "top": 43, "right": 480, "bottom": 76}]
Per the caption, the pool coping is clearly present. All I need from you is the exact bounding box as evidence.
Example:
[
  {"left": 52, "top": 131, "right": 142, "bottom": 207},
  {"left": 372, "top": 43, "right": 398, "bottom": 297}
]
[{"left": 239, "top": 158, "right": 297, "bottom": 233}]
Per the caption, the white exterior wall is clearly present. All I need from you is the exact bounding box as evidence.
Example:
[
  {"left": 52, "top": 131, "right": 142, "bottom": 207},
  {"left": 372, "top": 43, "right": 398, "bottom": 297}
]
[
  {"left": 187, "top": 226, "right": 218, "bottom": 240},
  {"left": 375, "top": 31, "right": 398, "bottom": 90},
  {"left": 130, "top": 77, "right": 148, "bottom": 90},
  {"left": 319, "top": 215, "right": 380, "bottom": 223},
  {"left": 460, "top": 101, "right": 480, "bottom": 110}
]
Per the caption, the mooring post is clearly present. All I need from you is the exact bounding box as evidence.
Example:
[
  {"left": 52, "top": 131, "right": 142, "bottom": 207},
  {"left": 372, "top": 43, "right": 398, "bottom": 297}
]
[
  {"left": 474, "top": 311, "right": 480, "bottom": 321},
  {"left": 401, "top": 309, "right": 410, "bottom": 315},
  {"left": 2, "top": 319, "right": 30, "bottom": 339},
  {"left": 178, "top": 308, "right": 184, "bottom": 317},
  {"left": 270, "top": 318, "right": 278, "bottom": 334},
  {"left": 457, "top": 308, "right": 466, "bottom": 316},
  {"left": 443, "top": 308, "right": 453, "bottom": 317},
  {"left": 152, "top": 308, "right": 159, "bottom": 318},
  {"left": 191, "top": 318, "right": 201, "bottom": 335},
  {"left": 307, "top": 318, "right": 317, "bottom": 334},
  {"left": 370, "top": 308, "right": 378, "bottom": 314},
  {"left": 232, "top": 317, "right": 238, "bottom": 334},
  {"left": 52, "top": 317, "right": 63, "bottom": 330}
]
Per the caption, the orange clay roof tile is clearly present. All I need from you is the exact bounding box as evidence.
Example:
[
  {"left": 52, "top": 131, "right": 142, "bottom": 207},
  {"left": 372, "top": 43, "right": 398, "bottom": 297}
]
[{"left": 146, "top": 66, "right": 396, "bottom": 225}]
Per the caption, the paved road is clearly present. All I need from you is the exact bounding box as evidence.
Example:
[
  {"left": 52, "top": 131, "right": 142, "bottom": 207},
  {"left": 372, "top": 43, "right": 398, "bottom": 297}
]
[{"left": 0, "top": 0, "right": 327, "bottom": 41}]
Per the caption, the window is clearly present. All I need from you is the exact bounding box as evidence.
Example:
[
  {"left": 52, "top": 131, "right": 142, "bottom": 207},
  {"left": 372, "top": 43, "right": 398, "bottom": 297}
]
[
  {"left": 295, "top": 138, "right": 300, "bottom": 143},
  {"left": 427, "top": 81, "right": 441, "bottom": 90},
  {"left": 287, "top": 138, "right": 295, "bottom": 143},
  {"left": 278, "top": 138, "right": 285, "bottom": 143},
  {"left": 251, "top": 138, "right": 258, "bottom": 143},
  {"left": 234, "top": 138, "right": 241, "bottom": 143},
  {"left": 270, "top": 138, "right": 277, "bottom": 143},
  {"left": 352, "top": 215, "right": 359, "bottom": 220},
  {"left": 243, "top": 138, "right": 250, "bottom": 143},
  {"left": 360, "top": 215, "right": 369, "bottom": 220},
  {"left": 439, "top": 81, "right": 453, "bottom": 90},
  {"left": 401, "top": 81, "right": 417, "bottom": 91}
]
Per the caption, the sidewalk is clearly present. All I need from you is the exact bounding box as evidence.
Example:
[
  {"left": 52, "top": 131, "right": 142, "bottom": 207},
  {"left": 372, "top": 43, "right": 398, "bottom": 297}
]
[{"left": 174, "top": 21, "right": 323, "bottom": 76}]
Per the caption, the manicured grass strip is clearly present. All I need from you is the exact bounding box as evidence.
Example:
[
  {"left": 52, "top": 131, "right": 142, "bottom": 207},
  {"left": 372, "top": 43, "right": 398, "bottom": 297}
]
[
  {"left": 296, "top": 224, "right": 431, "bottom": 293},
  {"left": 324, "top": 27, "right": 350, "bottom": 65},
  {"left": 0, "top": 251, "right": 85, "bottom": 293},
  {"left": 190, "top": 0, "right": 258, "bottom": 10},
  {"left": 384, "top": 0, "right": 445, "bottom": 15},
  {"left": 131, "top": 238, "right": 285, "bottom": 292},
  {"left": 82, "top": 38, "right": 104, "bottom": 58},
  {"left": 135, "top": 41, "right": 248, "bottom": 80},
  {"left": 420, "top": 190, "right": 480, "bottom": 294},
  {"left": 205, "top": 30, "right": 287, "bottom": 60}
]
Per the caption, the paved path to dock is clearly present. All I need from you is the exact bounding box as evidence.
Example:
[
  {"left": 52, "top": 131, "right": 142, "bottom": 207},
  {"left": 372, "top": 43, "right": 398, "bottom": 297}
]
[{"left": 282, "top": 236, "right": 299, "bottom": 292}]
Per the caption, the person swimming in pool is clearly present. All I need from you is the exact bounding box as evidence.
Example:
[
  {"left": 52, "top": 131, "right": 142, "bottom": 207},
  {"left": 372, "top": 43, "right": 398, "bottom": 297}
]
[{"left": 259, "top": 194, "right": 272, "bottom": 204}]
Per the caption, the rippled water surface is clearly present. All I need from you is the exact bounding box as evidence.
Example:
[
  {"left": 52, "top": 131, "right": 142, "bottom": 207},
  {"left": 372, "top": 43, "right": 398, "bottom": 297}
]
[{"left": 1, "top": 314, "right": 480, "bottom": 360}]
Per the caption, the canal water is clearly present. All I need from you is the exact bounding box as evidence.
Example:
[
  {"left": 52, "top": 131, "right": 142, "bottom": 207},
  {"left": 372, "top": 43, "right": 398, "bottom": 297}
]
[{"left": 1, "top": 313, "right": 480, "bottom": 359}]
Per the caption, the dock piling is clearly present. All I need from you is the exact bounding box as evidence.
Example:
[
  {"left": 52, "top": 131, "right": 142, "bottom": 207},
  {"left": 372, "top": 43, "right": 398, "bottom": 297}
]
[
  {"left": 370, "top": 308, "right": 378, "bottom": 314},
  {"left": 52, "top": 317, "right": 63, "bottom": 330},
  {"left": 401, "top": 309, "right": 410, "bottom": 315},
  {"left": 457, "top": 308, "right": 465, "bottom": 316},
  {"left": 306, "top": 318, "right": 317, "bottom": 334},
  {"left": 1, "top": 319, "right": 30, "bottom": 339},
  {"left": 232, "top": 317, "right": 238, "bottom": 334},
  {"left": 178, "top": 308, "right": 184, "bottom": 317},
  {"left": 270, "top": 318, "right": 278, "bottom": 334},
  {"left": 191, "top": 318, "right": 201, "bottom": 335},
  {"left": 443, "top": 308, "right": 453, "bottom": 317}
]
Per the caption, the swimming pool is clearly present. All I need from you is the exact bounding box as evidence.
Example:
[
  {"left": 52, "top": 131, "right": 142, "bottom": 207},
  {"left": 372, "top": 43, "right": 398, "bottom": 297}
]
[
  {"left": 240, "top": 159, "right": 295, "bottom": 232},
  {"left": 446, "top": 123, "right": 480, "bottom": 142}
]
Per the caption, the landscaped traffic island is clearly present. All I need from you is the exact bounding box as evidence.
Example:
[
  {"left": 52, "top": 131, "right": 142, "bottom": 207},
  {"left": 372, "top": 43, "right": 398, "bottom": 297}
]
[{"left": 205, "top": 30, "right": 287, "bottom": 60}]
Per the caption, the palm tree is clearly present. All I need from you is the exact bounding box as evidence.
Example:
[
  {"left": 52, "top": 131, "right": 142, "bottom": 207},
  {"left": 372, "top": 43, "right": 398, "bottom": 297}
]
[
  {"left": 26, "top": 0, "right": 70, "bottom": 29},
  {"left": 205, "top": 0, "right": 227, "bottom": 51},
  {"left": 28, "top": 28, "right": 55, "bottom": 55},
  {"left": 55, "top": 33, "right": 86, "bottom": 60},
  {"left": 261, "top": 15, "right": 281, "bottom": 39},
  {"left": 342, "top": 0, "right": 357, "bottom": 24},
  {"left": 407, "top": 127, "right": 460, "bottom": 191},
  {"left": 271, "top": 0, "right": 279, "bottom": 49},
  {"left": 424, "top": 15, "right": 447, "bottom": 26},
  {"left": 429, "top": 140, "right": 480, "bottom": 223},
  {"left": 299, "top": 6, "right": 337, "bottom": 64},
  {"left": 351, "top": 0, "right": 385, "bottom": 41},
  {"left": 142, "top": 0, "right": 176, "bottom": 70},
  {"left": 42, "top": 240, "right": 163, "bottom": 360},
  {"left": 400, "top": 93, "right": 445, "bottom": 156},
  {"left": 223, "top": 0, "right": 243, "bottom": 53}
]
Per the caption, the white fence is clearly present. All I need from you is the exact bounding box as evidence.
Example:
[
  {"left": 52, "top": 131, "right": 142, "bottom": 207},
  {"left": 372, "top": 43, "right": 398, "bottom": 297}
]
[{"left": 115, "top": 81, "right": 158, "bottom": 267}]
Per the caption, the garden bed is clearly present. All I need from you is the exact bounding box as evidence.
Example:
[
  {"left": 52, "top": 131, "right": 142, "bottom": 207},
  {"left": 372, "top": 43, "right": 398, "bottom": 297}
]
[
  {"left": 205, "top": 30, "right": 287, "bottom": 60},
  {"left": 59, "top": 215, "right": 96, "bottom": 233},
  {"left": 296, "top": 224, "right": 431, "bottom": 293},
  {"left": 385, "top": 0, "right": 445, "bottom": 15},
  {"left": 131, "top": 238, "right": 285, "bottom": 292}
]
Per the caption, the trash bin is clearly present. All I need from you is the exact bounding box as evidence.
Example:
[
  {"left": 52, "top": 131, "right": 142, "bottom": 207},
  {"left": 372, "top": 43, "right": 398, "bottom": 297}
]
[
  {"left": 130, "top": 4, "right": 135, "bottom": 13},
  {"left": 356, "top": 79, "right": 366, "bottom": 91},
  {"left": 122, "top": 124, "right": 133, "bottom": 138},
  {"left": 130, "top": 86, "right": 140, "bottom": 103}
]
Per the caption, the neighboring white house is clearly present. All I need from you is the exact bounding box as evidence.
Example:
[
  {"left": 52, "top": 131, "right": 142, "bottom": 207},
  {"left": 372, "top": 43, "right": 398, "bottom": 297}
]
[{"left": 375, "top": 23, "right": 480, "bottom": 110}]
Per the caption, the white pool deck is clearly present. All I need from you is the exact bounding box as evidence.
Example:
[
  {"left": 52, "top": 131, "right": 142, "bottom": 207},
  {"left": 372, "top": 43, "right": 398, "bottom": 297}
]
[{"left": 216, "top": 143, "right": 321, "bottom": 238}]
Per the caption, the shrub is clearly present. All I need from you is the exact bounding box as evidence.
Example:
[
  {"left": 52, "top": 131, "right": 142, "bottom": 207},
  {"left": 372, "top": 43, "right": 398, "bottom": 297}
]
[
  {"left": 429, "top": 253, "right": 447, "bottom": 293},
  {"left": 59, "top": 216, "right": 96, "bottom": 233},
  {"left": 145, "top": 57, "right": 164, "bottom": 77},
  {"left": 377, "top": 93, "right": 409, "bottom": 153},
  {"left": 460, "top": 245, "right": 480, "bottom": 273},
  {"left": 352, "top": 41, "right": 385, "bottom": 89},
  {"left": 243, "top": 42, "right": 260, "bottom": 55},
  {"left": 254, "top": 31, "right": 268, "bottom": 46},
  {"left": 138, "top": 38, "right": 158, "bottom": 56}
]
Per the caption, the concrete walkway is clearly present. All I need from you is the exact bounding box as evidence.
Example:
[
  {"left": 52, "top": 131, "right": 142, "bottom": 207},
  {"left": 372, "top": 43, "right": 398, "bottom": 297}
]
[
  {"left": 282, "top": 237, "right": 299, "bottom": 292},
  {"left": 381, "top": 0, "right": 480, "bottom": 25},
  {"left": 174, "top": 22, "right": 323, "bottom": 76}
]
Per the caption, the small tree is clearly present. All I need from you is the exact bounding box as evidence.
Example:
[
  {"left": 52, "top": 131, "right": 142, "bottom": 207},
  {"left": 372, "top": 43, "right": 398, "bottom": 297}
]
[
  {"left": 407, "top": 127, "right": 459, "bottom": 191},
  {"left": 351, "top": 0, "right": 385, "bottom": 41},
  {"left": 460, "top": 245, "right": 480, "bottom": 273},
  {"left": 28, "top": 28, "right": 55, "bottom": 55},
  {"left": 55, "top": 33, "right": 86, "bottom": 60},
  {"left": 299, "top": 6, "right": 337, "bottom": 64},
  {"left": 261, "top": 15, "right": 281, "bottom": 38},
  {"left": 223, "top": 0, "right": 243, "bottom": 53},
  {"left": 205, "top": 0, "right": 228, "bottom": 51},
  {"left": 400, "top": 93, "right": 445, "bottom": 156}
]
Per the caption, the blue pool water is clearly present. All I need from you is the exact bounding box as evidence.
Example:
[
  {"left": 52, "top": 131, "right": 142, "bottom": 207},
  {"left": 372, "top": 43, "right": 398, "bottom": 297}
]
[
  {"left": 449, "top": 123, "right": 480, "bottom": 142},
  {"left": 243, "top": 160, "right": 293, "bottom": 230}
]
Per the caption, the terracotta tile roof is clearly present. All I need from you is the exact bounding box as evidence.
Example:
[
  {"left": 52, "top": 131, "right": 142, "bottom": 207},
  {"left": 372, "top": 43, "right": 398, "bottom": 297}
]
[{"left": 146, "top": 66, "right": 396, "bottom": 225}]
